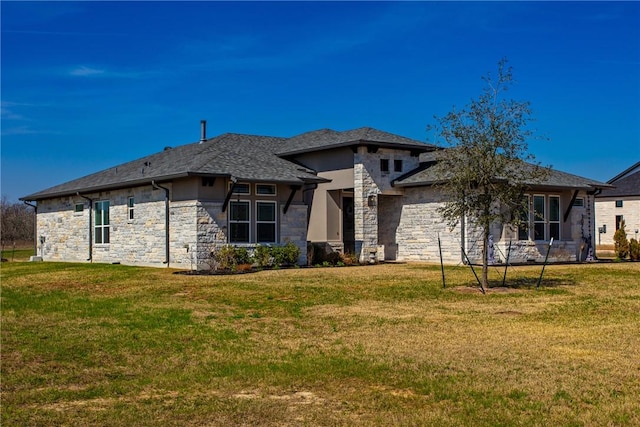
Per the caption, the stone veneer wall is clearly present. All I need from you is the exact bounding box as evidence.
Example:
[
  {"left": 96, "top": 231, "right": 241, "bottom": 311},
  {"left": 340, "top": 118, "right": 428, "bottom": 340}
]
[
  {"left": 391, "top": 188, "right": 594, "bottom": 264},
  {"left": 279, "top": 203, "right": 309, "bottom": 265},
  {"left": 595, "top": 196, "right": 640, "bottom": 246},
  {"left": 36, "top": 185, "right": 183, "bottom": 267},
  {"left": 193, "top": 200, "right": 309, "bottom": 270},
  {"left": 394, "top": 187, "right": 463, "bottom": 263},
  {"left": 353, "top": 147, "right": 420, "bottom": 263}
]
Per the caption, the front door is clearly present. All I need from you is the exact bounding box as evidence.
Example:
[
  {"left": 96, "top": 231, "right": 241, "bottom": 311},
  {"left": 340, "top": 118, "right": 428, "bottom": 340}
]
[{"left": 342, "top": 197, "right": 355, "bottom": 254}]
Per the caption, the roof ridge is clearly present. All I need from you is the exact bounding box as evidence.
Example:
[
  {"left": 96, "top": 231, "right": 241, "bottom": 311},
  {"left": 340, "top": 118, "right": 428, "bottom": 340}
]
[{"left": 607, "top": 160, "right": 640, "bottom": 183}]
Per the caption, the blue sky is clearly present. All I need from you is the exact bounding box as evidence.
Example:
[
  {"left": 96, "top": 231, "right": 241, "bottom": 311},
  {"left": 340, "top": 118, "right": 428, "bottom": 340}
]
[{"left": 2, "top": 1, "right": 639, "bottom": 201}]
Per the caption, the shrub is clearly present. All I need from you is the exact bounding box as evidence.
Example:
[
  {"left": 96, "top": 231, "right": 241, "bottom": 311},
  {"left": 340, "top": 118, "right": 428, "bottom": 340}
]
[
  {"left": 254, "top": 244, "right": 272, "bottom": 268},
  {"left": 308, "top": 243, "right": 327, "bottom": 266},
  {"left": 613, "top": 220, "right": 629, "bottom": 259},
  {"left": 234, "top": 246, "right": 252, "bottom": 265},
  {"left": 211, "top": 245, "right": 254, "bottom": 271},
  {"left": 325, "top": 251, "right": 342, "bottom": 266},
  {"left": 280, "top": 242, "right": 301, "bottom": 265},
  {"left": 630, "top": 238, "right": 640, "bottom": 261},
  {"left": 341, "top": 252, "right": 359, "bottom": 266},
  {"left": 212, "top": 245, "right": 237, "bottom": 271},
  {"left": 254, "top": 243, "right": 301, "bottom": 268}
]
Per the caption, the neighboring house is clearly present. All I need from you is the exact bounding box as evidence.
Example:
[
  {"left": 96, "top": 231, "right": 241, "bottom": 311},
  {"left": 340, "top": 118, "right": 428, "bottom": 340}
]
[
  {"left": 21, "top": 124, "right": 609, "bottom": 269},
  {"left": 595, "top": 161, "right": 640, "bottom": 247}
]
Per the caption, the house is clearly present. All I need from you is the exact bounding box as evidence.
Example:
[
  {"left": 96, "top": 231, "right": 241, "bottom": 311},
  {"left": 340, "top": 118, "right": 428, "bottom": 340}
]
[
  {"left": 21, "top": 124, "right": 609, "bottom": 269},
  {"left": 595, "top": 161, "right": 640, "bottom": 247}
]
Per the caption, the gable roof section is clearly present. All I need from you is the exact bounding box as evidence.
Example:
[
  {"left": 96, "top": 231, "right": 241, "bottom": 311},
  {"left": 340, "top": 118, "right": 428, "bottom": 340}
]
[
  {"left": 276, "top": 127, "right": 436, "bottom": 156},
  {"left": 21, "top": 133, "right": 327, "bottom": 201},
  {"left": 596, "top": 161, "right": 640, "bottom": 198},
  {"left": 393, "top": 158, "right": 610, "bottom": 191}
]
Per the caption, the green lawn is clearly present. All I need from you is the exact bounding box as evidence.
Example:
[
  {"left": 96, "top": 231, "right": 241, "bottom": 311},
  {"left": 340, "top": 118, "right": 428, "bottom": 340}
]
[{"left": 2, "top": 261, "right": 639, "bottom": 426}]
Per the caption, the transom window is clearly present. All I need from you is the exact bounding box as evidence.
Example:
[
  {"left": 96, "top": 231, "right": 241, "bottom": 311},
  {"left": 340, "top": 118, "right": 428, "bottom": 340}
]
[
  {"left": 256, "top": 201, "right": 277, "bottom": 243},
  {"left": 75, "top": 203, "right": 84, "bottom": 213},
  {"left": 256, "top": 184, "right": 276, "bottom": 196},
  {"left": 94, "top": 200, "right": 110, "bottom": 244},
  {"left": 231, "top": 182, "right": 250, "bottom": 195},
  {"left": 229, "top": 201, "right": 250, "bottom": 243}
]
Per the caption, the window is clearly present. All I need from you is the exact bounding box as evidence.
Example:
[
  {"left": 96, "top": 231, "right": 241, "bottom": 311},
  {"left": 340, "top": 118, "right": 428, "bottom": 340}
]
[
  {"left": 256, "top": 201, "right": 277, "bottom": 243},
  {"left": 517, "top": 196, "right": 530, "bottom": 241},
  {"left": 229, "top": 201, "right": 250, "bottom": 243},
  {"left": 128, "top": 197, "right": 134, "bottom": 220},
  {"left": 616, "top": 215, "right": 624, "bottom": 230},
  {"left": 394, "top": 159, "right": 403, "bottom": 172},
  {"left": 380, "top": 159, "right": 389, "bottom": 173},
  {"left": 533, "top": 195, "right": 546, "bottom": 241},
  {"left": 615, "top": 200, "right": 623, "bottom": 208},
  {"left": 202, "top": 177, "right": 215, "bottom": 187},
  {"left": 94, "top": 201, "right": 110, "bottom": 244},
  {"left": 231, "top": 182, "right": 250, "bottom": 195},
  {"left": 256, "top": 184, "right": 276, "bottom": 196},
  {"left": 572, "top": 198, "right": 584, "bottom": 207},
  {"left": 524, "top": 195, "right": 560, "bottom": 241},
  {"left": 75, "top": 203, "right": 84, "bottom": 213},
  {"left": 549, "top": 196, "right": 560, "bottom": 240}
]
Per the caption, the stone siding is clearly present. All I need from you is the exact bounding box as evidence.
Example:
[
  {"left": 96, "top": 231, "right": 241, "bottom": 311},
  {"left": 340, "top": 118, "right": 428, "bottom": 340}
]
[
  {"left": 353, "top": 147, "right": 420, "bottom": 262},
  {"left": 394, "top": 187, "right": 463, "bottom": 263},
  {"left": 595, "top": 196, "right": 640, "bottom": 246}
]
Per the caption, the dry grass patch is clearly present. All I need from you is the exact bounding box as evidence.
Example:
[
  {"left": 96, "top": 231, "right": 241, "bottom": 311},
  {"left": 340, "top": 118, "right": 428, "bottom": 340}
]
[{"left": 2, "top": 261, "right": 639, "bottom": 426}]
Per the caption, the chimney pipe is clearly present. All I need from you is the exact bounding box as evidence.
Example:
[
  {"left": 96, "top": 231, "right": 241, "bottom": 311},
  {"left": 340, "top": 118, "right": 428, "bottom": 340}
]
[{"left": 200, "top": 120, "right": 207, "bottom": 143}]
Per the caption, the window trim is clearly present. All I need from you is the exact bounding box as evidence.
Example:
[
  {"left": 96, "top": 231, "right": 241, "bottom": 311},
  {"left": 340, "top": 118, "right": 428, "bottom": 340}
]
[
  {"left": 255, "top": 200, "right": 277, "bottom": 244},
  {"left": 517, "top": 195, "right": 530, "bottom": 241},
  {"left": 533, "top": 194, "right": 546, "bottom": 241},
  {"left": 230, "top": 182, "right": 251, "bottom": 195},
  {"left": 548, "top": 195, "right": 560, "bottom": 241},
  {"left": 94, "top": 200, "right": 110, "bottom": 245},
  {"left": 255, "top": 183, "right": 277, "bottom": 196},
  {"left": 127, "top": 197, "right": 135, "bottom": 221},
  {"left": 518, "top": 194, "right": 561, "bottom": 242},
  {"left": 380, "top": 159, "right": 389, "bottom": 173},
  {"left": 228, "top": 200, "right": 251, "bottom": 243}
]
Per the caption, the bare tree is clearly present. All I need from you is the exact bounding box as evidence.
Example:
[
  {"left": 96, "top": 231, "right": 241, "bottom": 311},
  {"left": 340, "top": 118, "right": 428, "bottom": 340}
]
[
  {"left": 428, "top": 58, "right": 549, "bottom": 291},
  {"left": 1, "top": 196, "right": 35, "bottom": 250}
]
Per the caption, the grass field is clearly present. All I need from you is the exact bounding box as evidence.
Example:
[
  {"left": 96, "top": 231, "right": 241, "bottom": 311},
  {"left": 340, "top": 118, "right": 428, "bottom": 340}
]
[{"left": 2, "top": 260, "right": 639, "bottom": 426}]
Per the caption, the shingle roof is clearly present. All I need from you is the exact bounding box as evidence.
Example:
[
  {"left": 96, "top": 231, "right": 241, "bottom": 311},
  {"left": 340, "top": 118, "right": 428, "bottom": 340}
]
[
  {"left": 21, "top": 133, "right": 327, "bottom": 201},
  {"left": 393, "top": 158, "right": 610, "bottom": 191},
  {"left": 597, "top": 161, "right": 640, "bottom": 198},
  {"left": 276, "top": 127, "right": 436, "bottom": 156}
]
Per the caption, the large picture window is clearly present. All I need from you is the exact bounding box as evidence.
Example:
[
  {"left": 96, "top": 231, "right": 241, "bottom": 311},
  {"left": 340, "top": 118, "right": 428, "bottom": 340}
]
[
  {"left": 229, "top": 201, "right": 250, "bottom": 243},
  {"left": 533, "top": 195, "right": 546, "bottom": 241},
  {"left": 95, "top": 200, "right": 110, "bottom": 244},
  {"left": 549, "top": 196, "right": 560, "bottom": 240},
  {"left": 256, "top": 201, "right": 277, "bottom": 243},
  {"left": 517, "top": 196, "right": 530, "bottom": 241},
  {"left": 521, "top": 195, "right": 560, "bottom": 242}
]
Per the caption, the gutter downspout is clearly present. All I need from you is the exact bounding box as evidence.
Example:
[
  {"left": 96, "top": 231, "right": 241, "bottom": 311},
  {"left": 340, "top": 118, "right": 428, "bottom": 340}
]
[
  {"left": 77, "top": 193, "right": 93, "bottom": 262},
  {"left": 23, "top": 201, "right": 38, "bottom": 257},
  {"left": 152, "top": 181, "right": 170, "bottom": 267}
]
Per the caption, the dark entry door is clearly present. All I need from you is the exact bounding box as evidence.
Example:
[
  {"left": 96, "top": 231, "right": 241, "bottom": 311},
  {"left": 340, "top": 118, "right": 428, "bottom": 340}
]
[{"left": 342, "top": 197, "right": 355, "bottom": 254}]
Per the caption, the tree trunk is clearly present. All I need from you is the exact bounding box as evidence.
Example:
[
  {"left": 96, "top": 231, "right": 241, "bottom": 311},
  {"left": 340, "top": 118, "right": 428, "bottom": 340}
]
[{"left": 481, "top": 226, "right": 489, "bottom": 292}]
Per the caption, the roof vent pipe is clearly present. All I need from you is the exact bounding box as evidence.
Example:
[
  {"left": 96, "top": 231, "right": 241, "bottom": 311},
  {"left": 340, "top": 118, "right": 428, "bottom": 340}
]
[{"left": 200, "top": 120, "right": 207, "bottom": 143}]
